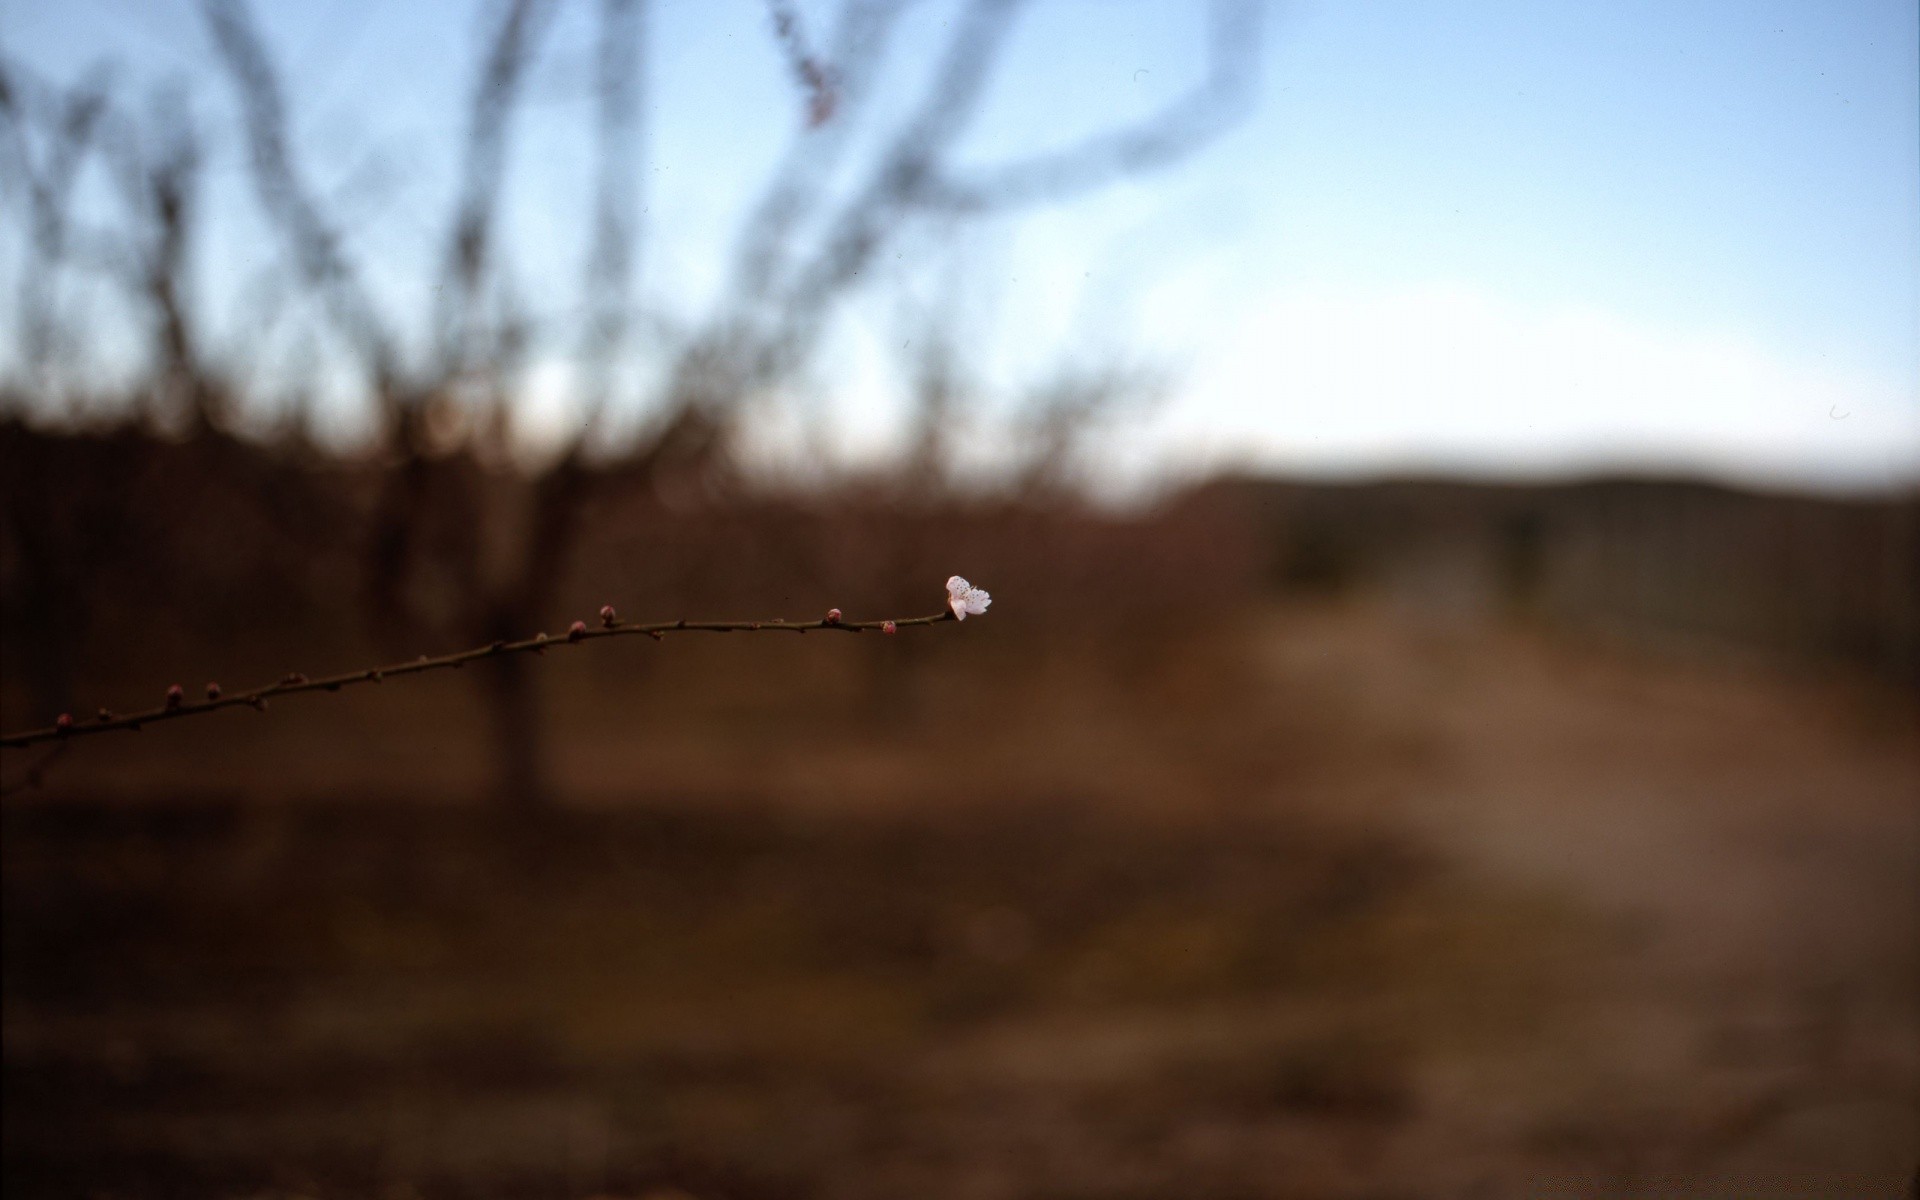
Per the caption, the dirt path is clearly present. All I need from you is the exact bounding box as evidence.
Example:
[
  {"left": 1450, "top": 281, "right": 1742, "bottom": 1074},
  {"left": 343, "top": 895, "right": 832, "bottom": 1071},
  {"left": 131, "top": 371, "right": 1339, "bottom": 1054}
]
[{"left": 1254, "top": 603, "right": 1920, "bottom": 1193}]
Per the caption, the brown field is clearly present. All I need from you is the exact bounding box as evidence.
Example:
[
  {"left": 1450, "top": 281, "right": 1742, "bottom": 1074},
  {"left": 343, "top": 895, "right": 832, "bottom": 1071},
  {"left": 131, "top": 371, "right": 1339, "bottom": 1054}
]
[{"left": 6, "top": 597, "right": 1915, "bottom": 1199}]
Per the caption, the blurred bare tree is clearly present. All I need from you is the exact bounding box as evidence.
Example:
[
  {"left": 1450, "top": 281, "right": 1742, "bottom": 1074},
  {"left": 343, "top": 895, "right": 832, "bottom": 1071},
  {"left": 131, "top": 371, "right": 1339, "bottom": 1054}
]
[{"left": 1, "top": 0, "right": 1265, "bottom": 805}]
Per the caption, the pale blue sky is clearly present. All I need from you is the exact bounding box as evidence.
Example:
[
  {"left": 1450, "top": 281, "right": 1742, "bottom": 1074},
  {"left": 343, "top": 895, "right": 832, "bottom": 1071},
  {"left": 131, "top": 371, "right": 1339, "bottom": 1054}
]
[{"left": 3, "top": 0, "right": 1916, "bottom": 490}]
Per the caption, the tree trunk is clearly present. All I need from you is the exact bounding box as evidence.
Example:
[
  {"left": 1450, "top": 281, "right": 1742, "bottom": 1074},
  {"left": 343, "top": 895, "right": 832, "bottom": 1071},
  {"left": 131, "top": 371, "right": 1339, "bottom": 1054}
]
[{"left": 483, "top": 650, "right": 547, "bottom": 810}]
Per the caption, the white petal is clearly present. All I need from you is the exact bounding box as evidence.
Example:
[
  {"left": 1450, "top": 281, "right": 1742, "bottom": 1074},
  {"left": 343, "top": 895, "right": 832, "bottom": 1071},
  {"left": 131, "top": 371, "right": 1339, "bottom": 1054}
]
[{"left": 946, "top": 575, "right": 971, "bottom": 598}]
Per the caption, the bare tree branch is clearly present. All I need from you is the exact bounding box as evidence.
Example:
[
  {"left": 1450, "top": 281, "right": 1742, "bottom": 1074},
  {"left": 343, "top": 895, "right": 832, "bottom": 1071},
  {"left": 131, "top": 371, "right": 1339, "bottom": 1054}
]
[
  {"left": 577, "top": 0, "right": 649, "bottom": 419},
  {"left": 764, "top": 0, "right": 839, "bottom": 127},
  {"left": 650, "top": 0, "right": 1264, "bottom": 485},
  {"left": 915, "top": 0, "right": 1264, "bottom": 211},
  {"left": 3, "top": 604, "right": 967, "bottom": 748},
  {"left": 727, "top": 0, "right": 911, "bottom": 309},
  {"left": 201, "top": 0, "right": 401, "bottom": 397},
  {"left": 653, "top": 0, "right": 1026, "bottom": 426},
  {"left": 0, "top": 61, "right": 114, "bottom": 394},
  {"left": 434, "top": 0, "right": 561, "bottom": 378},
  {"left": 100, "top": 84, "right": 218, "bottom": 426},
  {"left": 776, "top": 0, "right": 1025, "bottom": 337}
]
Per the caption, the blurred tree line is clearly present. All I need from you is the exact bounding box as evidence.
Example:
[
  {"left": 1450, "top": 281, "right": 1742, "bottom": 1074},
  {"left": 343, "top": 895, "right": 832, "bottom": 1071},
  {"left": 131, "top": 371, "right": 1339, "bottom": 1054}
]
[{"left": 0, "top": 0, "right": 1266, "bottom": 804}]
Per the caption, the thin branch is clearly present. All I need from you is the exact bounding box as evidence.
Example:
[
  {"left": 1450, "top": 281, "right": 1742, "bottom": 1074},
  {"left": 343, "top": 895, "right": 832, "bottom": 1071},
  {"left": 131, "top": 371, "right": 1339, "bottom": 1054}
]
[
  {"left": 777, "top": 0, "right": 1024, "bottom": 329},
  {"left": 577, "top": 0, "right": 649, "bottom": 417},
  {"left": 654, "top": 0, "right": 1021, "bottom": 414},
  {"left": 435, "top": 0, "right": 560, "bottom": 376},
  {"left": 764, "top": 0, "right": 838, "bottom": 126},
  {"left": 912, "top": 0, "right": 1264, "bottom": 212},
  {"left": 1, "top": 608, "right": 961, "bottom": 748},
  {"left": 201, "top": 0, "right": 401, "bottom": 394},
  {"left": 100, "top": 83, "right": 215, "bottom": 425},
  {"left": 726, "top": 0, "right": 909, "bottom": 308},
  {"left": 2, "top": 60, "right": 114, "bottom": 393}
]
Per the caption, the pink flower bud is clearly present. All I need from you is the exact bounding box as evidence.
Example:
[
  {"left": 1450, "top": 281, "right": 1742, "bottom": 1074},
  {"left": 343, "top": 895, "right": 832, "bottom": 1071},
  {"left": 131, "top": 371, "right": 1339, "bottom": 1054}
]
[
  {"left": 55, "top": 712, "right": 73, "bottom": 732},
  {"left": 824, "top": 608, "right": 843, "bottom": 626},
  {"left": 165, "top": 685, "right": 184, "bottom": 710},
  {"left": 568, "top": 620, "right": 588, "bottom": 643},
  {"left": 882, "top": 620, "right": 897, "bottom": 635},
  {"left": 206, "top": 682, "right": 222, "bottom": 700},
  {"left": 599, "top": 605, "right": 618, "bottom": 628}
]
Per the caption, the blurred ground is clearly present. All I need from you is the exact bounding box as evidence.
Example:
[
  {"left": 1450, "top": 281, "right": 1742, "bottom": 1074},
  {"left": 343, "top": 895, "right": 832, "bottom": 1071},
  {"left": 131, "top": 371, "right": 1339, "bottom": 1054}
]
[{"left": 5, "top": 598, "right": 1915, "bottom": 1199}]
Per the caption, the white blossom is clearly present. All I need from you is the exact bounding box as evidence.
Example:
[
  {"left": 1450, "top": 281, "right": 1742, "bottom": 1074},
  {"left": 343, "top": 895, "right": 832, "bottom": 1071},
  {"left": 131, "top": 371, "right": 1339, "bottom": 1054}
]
[{"left": 946, "top": 575, "right": 991, "bottom": 621}]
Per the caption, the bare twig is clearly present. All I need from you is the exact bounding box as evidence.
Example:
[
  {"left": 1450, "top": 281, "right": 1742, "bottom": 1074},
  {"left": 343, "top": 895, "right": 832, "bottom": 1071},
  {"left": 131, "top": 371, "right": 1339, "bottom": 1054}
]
[
  {"left": 1, "top": 60, "right": 114, "bottom": 395},
  {"left": 578, "top": 0, "right": 649, "bottom": 415},
  {"left": 726, "top": 0, "right": 908, "bottom": 307},
  {"left": 913, "top": 0, "right": 1264, "bottom": 212},
  {"left": 1, "top": 608, "right": 960, "bottom": 748},
  {"left": 100, "top": 83, "right": 216, "bottom": 426},
  {"left": 202, "top": 0, "right": 401, "bottom": 394},
  {"left": 435, "top": 0, "right": 560, "bottom": 376},
  {"left": 764, "top": 0, "right": 838, "bottom": 126}
]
